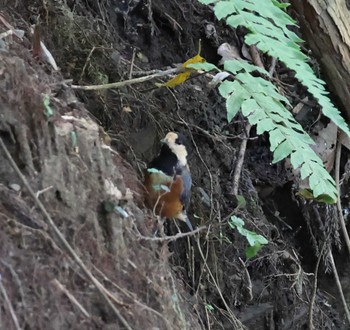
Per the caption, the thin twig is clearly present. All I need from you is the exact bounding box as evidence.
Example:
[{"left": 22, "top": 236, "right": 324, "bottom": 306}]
[
  {"left": 250, "top": 45, "right": 264, "bottom": 68},
  {"left": 335, "top": 142, "right": 350, "bottom": 256},
  {"left": 238, "top": 257, "right": 253, "bottom": 302},
  {"left": 0, "top": 260, "right": 26, "bottom": 309},
  {"left": 91, "top": 265, "right": 172, "bottom": 329},
  {"left": 71, "top": 67, "right": 181, "bottom": 91},
  {"left": 231, "top": 123, "right": 251, "bottom": 195},
  {"left": 0, "top": 274, "right": 22, "bottom": 330},
  {"left": 268, "top": 57, "right": 277, "bottom": 76},
  {"left": 328, "top": 249, "right": 350, "bottom": 325},
  {"left": 0, "top": 137, "right": 133, "bottom": 330},
  {"left": 129, "top": 48, "right": 136, "bottom": 79},
  {"left": 195, "top": 226, "right": 211, "bottom": 297},
  {"left": 196, "top": 240, "right": 246, "bottom": 329},
  {"left": 137, "top": 226, "right": 205, "bottom": 241},
  {"left": 80, "top": 46, "right": 97, "bottom": 82},
  {"left": 308, "top": 238, "right": 328, "bottom": 329},
  {"left": 35, "top": 185, "right": 53, "bottom": 198},
  {"left": 52, "top": 279, "right": 90, "bottom": 318},
  {"left": 232, "top": 44, "right": 266, "bottom": 195}
]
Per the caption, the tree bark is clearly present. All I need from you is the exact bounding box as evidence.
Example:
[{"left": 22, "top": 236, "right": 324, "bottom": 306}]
[{"left": 290, "top": 0, "right": 350, "bottom": 120}]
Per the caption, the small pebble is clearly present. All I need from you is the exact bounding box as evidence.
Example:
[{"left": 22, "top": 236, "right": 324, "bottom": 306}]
[{"left": 9, "top": 183, "right": 21, "bottom": 192}]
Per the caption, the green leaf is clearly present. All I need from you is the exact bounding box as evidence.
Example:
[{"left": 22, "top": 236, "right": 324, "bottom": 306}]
[
  {"left": 226, "top": 91, "right": 245, "bottom": 122},
  {"left": 246, "top": 244, "right": 262, "bottom": 259},
  {"left": 43, "top": 94, "right": 53, "bottom": 117},
  {"left": 272, "top": 0, "right": 290, "bottom": 9},
  {"left": 300, "top": 163, "right": 313, "bottom": 180},
  {"left": 256, "top": 117, "right": 275, "bottom": 134},
  {"left": 290, "top": 150, "right": 305, "bottom": 168},
  {"left": 205, "top": 304, "right": 215, "bottom": 312},
  {"left": 272, "top": 140, "right": 294, "bottom": 163},
  {"left": 229, "top": 216, "right": 268, "bottom": 259},
  {"left": 224, "top": 59, "right": 267, "bottom": 75},
  {"left": 206, "top": 0, "right": 343, "bottom": 202},
  {"left": 210, "top": 0, "right": 350, "bottom": 141},
  {"left": 241, "top": 98, "right": 258, "bottom": 117},
  {"left": 214, "top": 1, "right": 237, "bottom": 20},
  {"left": 315, "top": 194, "right": 337, "bottom": 204},
  {"left": 198, "top": 0, "right": 216, "bottom": 4},
  {"left": 70, "top": 131, "right": 77, "bottom": 147},
  {"left": 187, "top": 62, "right": 220, "bottom": 72},
  {"left": 236, "top": 195, "right": 247, "bottom": 209},
  {"left": 230, "top": 215, "right": 245, "bottom": 228},
  {"left": 218, "top": 80, "right": 236, "bottom": 98},
  {"left": 269, "top": 129, "right": 286, "bottom": 152}
]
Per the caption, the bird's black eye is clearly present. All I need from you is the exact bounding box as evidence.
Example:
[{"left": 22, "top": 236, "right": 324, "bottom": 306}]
[{"left": 175, "top": 137, "right": 181, "bottom": 145}]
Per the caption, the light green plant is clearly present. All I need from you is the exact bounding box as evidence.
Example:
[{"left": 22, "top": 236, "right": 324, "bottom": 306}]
[
  {"left": 191, "top": 0, "right": 350, "bottom": 203},
  {"left": 229, "top": 216, "right": 268, "bottom": 258},
  {"left": 205, "top": 304, "right": 215, "bottom": 312}
]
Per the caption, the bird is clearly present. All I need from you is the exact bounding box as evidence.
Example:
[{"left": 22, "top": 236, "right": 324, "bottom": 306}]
[{"left": 144, "top": 132, "right": 193, "bottom": 231}]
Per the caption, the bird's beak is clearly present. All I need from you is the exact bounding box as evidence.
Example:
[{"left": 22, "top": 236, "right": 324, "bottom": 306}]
[{"left": 160, "top": 138, "right": 166, "bottom": 144}]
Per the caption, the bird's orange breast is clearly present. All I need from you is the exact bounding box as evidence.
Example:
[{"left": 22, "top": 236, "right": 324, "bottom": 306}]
[{"left": 144, "top": 172, "right": 184, "bottom": 219}]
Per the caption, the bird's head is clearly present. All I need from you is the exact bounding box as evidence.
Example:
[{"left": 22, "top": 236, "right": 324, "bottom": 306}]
[{"left": 161, "top": 132, "right": 189, "bottom": 166}]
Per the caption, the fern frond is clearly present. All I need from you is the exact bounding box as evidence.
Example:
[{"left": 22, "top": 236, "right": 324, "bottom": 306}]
[
  {"left": 199, "top": 0, "right": 350, "bottom": 138},
  {"left": 189, "top": 60, "right": 337, "bottom": 202}
]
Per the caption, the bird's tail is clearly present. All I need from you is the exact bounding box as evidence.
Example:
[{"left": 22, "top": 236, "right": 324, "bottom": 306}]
[{"left": 176, "top": 211, "right": 193, "bottom": 231}]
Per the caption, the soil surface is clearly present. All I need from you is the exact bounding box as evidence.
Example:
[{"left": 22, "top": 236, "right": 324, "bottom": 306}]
[{"left": 0, "top": 1, "right": 349, "bottom": 329}]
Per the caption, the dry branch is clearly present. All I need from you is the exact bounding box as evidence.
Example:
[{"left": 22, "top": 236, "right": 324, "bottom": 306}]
[
  {"left": 52, "top": 279, "right": 90, "bottom": 319},
  {"left": 328, "top": 249, "right": 350, "bottom": 325},
  {"left": 0, "top": 274, "right": 21, "bottom": 330},
  {"left": 71, "top": 67, "right": 181, "bottom": 90},
  {"left": 137, "top": 226, "right": 206, "bottom": 241}
]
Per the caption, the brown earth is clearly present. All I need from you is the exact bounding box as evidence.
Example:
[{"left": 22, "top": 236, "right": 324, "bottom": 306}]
[{"left": 0, "top": 1, "right": 348, "bottom": 329}]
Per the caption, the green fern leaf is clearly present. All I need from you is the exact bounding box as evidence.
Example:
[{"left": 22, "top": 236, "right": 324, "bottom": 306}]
[
  {"left": 273, "top": 140, "right": 294, "bottom": 163},
  {"left": 199, "top": 0, "right": 350, "bottom": 138},
  {"left": 192, "top": 59, "right": 337, "bottom": 201},
  {"left": 227, "top": 91, "right": 245, "bottom": 122},
  {"left": 224, "top": 60, "right": 267, "bottom": 75},
  {"left": 187, "top": 57, "right": 339, "bottom": 201}
]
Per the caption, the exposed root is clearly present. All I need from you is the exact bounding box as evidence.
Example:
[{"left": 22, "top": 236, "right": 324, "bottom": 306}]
[{"left": 0, "top": 274, "right": 21, "bottom": 330}]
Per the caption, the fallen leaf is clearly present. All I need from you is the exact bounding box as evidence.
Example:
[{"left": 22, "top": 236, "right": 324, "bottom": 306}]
[
  {"left": 311, "top": 121, "right": 337, "bottom": 172},
  {"left": 159, "top": 52, "right": 206, "bottom": 88},
  {"left": 339, "top": 130, "right": 350, "bottom": 151},
  {"left": 122, "top": 106, "right": 132, "bottom": 113},
  {"left": 218, "top": 43, "right": 242, "bottom": 65}
]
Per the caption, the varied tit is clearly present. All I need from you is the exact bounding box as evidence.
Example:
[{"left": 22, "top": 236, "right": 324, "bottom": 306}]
[{"left": 144, "top": 132, "right": 193, "bottom": 231}]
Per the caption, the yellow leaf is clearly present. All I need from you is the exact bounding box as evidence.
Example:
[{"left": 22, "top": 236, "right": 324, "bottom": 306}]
[
  {"left": 160, "top": 53, "right": 206, "bottom": 88},
  {"left": 162, "top": 71, "right": 191, "bottom": 88},
  {"left": 182, "top": 54, "right": 205, "bottom": 68}
]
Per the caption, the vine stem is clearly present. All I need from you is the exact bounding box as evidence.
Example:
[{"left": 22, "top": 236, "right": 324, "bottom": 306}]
[
  {"left": 328, "top": 249, "right": 350, "bottom": 325},
  {"left": 335, "top": 142, "right": 350, "bottom": 256}
]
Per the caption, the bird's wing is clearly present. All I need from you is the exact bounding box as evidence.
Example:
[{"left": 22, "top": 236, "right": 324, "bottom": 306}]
[{"left": 178, "top": 166, "right": 192, "bottom": 210}]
